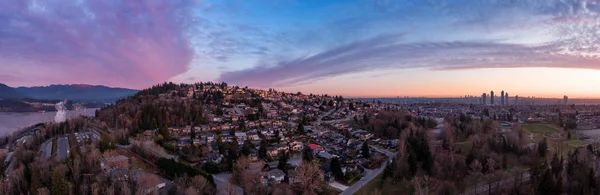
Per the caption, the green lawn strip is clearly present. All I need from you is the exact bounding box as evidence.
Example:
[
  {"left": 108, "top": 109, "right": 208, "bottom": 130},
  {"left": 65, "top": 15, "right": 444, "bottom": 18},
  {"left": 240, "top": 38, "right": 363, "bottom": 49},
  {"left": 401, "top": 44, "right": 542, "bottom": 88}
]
[
  {"left": 456, "top": 141, "right": 473, "bottom": 154},
  {"left": 320, "top": 186, "right": 342, "bottom": 195},
  {"left": 353, "top": 172, "right": 409, "bottom": 195},
  {"left": 523, "top": 124, "right": 560, "bottom": 134},
  {"left": 566, "top": 140, "right": 589, "bottom": 147}
]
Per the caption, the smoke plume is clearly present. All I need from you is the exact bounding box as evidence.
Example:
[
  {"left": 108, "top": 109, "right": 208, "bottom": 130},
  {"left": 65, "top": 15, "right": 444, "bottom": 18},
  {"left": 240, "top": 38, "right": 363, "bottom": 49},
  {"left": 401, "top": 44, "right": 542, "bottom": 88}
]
[{"left": 55, "top": 101, "right": 67, "bottom": 123}]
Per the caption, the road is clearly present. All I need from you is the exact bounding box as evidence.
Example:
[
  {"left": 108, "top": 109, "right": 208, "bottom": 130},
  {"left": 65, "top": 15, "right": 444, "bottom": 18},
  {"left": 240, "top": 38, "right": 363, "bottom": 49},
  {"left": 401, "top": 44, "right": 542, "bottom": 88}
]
[
  {"left": 316, "top": 109, "right": 336, "bottom": 124},
  {"left": 340, "top": 146, "right": 396, "bottom": 195},
  {"left": 57, "top": 137, "right": 69, "bottom": 159},
  {"left": 233, "top": 106, "right": 245, "bottom": 116},
  {"left": 322, "top": 116, "right": 353, "bottom": 125},
  {"left": 213, "top": 173, "right": 244, "bottom": 195}
]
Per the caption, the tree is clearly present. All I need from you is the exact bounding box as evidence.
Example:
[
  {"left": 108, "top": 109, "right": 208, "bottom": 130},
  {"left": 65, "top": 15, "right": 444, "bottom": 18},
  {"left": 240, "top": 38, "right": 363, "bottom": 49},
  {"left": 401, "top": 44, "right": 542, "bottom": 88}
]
[
  {"left": 363, "top": 113, "right": 369, "bottom": 124},
  {"left": 362, "top": 142, "right": 371, "bottom": 158},
  {"left": 297, "top": 122, "right": 305, "bottom": 135},
  {"left": 278, "top": 154, "right": 289, "bottom": 173},
  {"left": 159, "top": 125, "right": 170, "bottom": 140},
  {"left": 242, "top": 140, "right": 253, "bottom": 156},
  {"left": 502, "top": 155, "right": 508, "bottom": 169},
  {"left": 51, "top": 169, "right": 69, "bottom": 195},
  {"left": 259, "top": 140, "right": 268, "bottom": 159},
  {"left": 538, "top": 138, "right": 548, "bottom": 158},
  {"left": 302, "top": 146, "right": 313, "bottom": 162},
  {"left": 331, "top": 157, "right": 343, "bottom": 180},
  {"left": 227, "top": 147, "right": 238, "bottom": 170},
  {"left": 190, "top": 124, "right": 196, "bottom": 140},
  {"left": 295, "top": 162, "right": 325, "bottom": 195}
]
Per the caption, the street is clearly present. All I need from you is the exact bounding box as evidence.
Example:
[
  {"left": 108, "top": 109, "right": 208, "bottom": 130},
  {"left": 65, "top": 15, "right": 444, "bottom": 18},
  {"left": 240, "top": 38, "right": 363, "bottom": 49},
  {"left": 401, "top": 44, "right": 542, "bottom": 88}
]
[{"left": 340, "top": 146, "right": 395, "bottom": 195}]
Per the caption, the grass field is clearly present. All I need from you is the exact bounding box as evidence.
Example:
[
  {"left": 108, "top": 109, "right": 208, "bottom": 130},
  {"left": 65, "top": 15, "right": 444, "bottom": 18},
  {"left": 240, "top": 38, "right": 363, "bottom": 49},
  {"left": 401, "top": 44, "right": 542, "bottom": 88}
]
[
  {"left": 567, "top": 140, "right": 589, "bottom": 147},
  {"left": 354, "top": 172, "right": 409, "bottom": 195},
  {"left": 456, "top": 141, "right": 473, "bottom": 154},
  {"left": 523, "top": 124, "right": 560, "bottom": 134},
  {"left": 321, "top": 186, "right": 342, "bottom": 195},
  {"left": 115, "top": 148, "right": 158, "bottom": 173}
]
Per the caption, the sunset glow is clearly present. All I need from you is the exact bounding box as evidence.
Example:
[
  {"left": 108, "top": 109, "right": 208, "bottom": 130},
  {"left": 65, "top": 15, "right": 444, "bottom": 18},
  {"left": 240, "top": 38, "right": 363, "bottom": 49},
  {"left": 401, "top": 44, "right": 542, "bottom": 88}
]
[{"left": 2, "top": 0, "right": 600, "bottom": 97}]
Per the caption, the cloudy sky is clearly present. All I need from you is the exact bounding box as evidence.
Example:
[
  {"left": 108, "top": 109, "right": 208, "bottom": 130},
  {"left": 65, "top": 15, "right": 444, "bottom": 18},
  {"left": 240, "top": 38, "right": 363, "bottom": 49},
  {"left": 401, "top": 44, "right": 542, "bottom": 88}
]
[{"left": 2, "top": 0, "right": 600, "bottom": 97}]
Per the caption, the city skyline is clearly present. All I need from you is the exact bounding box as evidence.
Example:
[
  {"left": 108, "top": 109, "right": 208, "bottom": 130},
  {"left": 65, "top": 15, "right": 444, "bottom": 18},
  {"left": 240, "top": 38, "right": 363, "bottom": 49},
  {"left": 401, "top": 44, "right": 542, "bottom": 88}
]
[{"left": 2, "top": 0, "right": 600, "bottom": 97}]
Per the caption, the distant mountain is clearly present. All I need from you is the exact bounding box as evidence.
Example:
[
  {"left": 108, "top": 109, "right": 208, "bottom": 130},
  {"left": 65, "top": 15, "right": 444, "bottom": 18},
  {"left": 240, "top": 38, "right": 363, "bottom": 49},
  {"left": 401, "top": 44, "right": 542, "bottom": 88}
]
[
  {"left": 0, "top": 83, "right": 25, "bottom": 99},
  {"left": 15, "top": 84, "right": 139, "bottom": 103}
]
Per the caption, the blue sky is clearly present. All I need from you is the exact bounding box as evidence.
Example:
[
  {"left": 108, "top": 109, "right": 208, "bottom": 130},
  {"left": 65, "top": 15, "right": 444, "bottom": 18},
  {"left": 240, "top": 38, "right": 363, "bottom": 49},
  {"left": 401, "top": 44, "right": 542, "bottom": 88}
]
[{"left": 2, "top": 0, "right": 600, "bottom": 97}]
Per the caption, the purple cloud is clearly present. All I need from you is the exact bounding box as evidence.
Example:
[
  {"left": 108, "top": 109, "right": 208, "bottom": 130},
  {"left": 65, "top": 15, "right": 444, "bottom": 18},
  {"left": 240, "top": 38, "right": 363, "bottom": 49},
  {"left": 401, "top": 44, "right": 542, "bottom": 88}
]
[
  {"left": 218, "top": 34, "right": 600, "bottom": 88},
  {"left": 0, "top": 0, "right": 197, "bottom": 88}
]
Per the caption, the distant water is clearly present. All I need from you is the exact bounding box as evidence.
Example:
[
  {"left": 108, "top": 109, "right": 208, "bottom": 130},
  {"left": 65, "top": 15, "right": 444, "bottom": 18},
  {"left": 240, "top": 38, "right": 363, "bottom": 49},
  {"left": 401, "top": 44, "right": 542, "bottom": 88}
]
[{"left": 0, "top": 108, "right": 98, "bottom": 135}]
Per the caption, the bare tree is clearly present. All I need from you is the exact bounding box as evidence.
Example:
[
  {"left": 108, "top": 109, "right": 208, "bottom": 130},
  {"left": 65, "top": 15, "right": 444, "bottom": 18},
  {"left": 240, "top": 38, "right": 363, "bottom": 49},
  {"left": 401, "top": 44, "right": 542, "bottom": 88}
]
[
  {"left": 230, "top": 157, "right": 264, "bottom": 194},
  {"left": 295, "top": 162, "right": 325, "bottom": 195}
]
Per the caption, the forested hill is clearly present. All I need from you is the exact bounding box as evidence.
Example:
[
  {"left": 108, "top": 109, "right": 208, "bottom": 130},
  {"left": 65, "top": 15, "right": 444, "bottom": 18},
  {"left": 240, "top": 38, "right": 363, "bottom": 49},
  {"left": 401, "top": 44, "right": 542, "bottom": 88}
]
[{"left": 96, "top": 82, "right": 232, "bottom": 137}]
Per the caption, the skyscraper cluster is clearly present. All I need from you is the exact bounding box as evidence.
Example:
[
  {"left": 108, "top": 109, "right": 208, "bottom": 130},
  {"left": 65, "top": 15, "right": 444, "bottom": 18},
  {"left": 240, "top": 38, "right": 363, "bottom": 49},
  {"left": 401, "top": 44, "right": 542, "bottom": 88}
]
[{"left": 481, "top": 90, "right": 511, "bottom": 105}]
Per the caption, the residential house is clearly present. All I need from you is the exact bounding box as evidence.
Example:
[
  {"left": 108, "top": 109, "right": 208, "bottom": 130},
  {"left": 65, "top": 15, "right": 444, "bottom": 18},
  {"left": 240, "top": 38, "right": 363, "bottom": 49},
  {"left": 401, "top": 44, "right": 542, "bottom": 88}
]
[
  {"left": 290, "top": 141, "right": 303, "bottom": 151},
  {"left": 268, "top": 169, "right": 286, "bottom": 183},
  {"left": 235, "top": 132, "right": 248, "bottom": 142}
]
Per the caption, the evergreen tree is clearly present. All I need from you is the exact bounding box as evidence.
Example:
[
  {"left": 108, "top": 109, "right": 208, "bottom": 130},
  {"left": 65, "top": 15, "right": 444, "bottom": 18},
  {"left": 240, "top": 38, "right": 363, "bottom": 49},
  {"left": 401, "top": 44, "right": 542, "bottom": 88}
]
[
  {"left": 159, "top": 124, "right": 170, "bottom": 140},
  {"left": 362, "top": 141, "right": 371, "bottom": 158},
  {"left": 227, "top": 147, "right": 238, "bottom": 170},
  {"left": 538, "top": 138, "right": 548, "bottom": 158},
  {"left": 242, "top": 140, "right": 253, "bottom": 156},
  {"left": 259, "top": 140, "right": 268, "bottom": 159},
  {"left": 190, "top": 123, "right": 196, "bottom": 140},
  {"left": 278, "top": 154, "right": 289, "bottom": 173},
  {"left": 407, "top": 149, "right": 418, "bottom": 178},
  {"left": 331, "top": 157, "right": 343, "bottom": 180},
  {"left": 302, "top": 146, "right": 313, "bottom": 162},
  {"left": 297, "top": 122, "right": 305, "bottom": 135}
]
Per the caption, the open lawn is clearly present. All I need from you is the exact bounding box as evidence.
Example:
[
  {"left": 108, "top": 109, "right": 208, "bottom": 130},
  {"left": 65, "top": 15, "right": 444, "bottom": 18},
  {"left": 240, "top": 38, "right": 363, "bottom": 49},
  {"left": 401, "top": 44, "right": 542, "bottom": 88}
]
[
  {"left": 456, "top": 141, "right": 473, "bottom": 154},
  {"left": 320, "top": 186, "right": 342, "bottom": 195},
  {"left": 354, "top": 172, "right": 408, "bottom": 195},
  {"left": 567, "top": 140, "right": 589, "bottom": 147},
  {"left": 115, "top": 148, "right": 158, "bottom": 173},
  {"left": 523, "top": 124, "right": 560, "bottom": 134}
]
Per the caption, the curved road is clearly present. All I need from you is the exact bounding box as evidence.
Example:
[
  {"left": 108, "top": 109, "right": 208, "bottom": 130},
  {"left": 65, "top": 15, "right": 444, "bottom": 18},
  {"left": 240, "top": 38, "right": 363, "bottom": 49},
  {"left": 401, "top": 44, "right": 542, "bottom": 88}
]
[{"left": 340, "top": 146, "right": 395, "bottom": 195}]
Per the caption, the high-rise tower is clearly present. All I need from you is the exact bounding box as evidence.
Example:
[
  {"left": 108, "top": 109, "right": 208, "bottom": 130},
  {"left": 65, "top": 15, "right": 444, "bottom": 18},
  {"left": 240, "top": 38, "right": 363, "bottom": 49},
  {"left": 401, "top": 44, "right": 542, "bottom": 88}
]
[
  {"left": 490, "top": 91, "right": 495, "bottom": 105},
  {"left": 505, "top": 92, "right": 509, "bottom": 105},
  {"left": 482, "top": 93, "right": 487, "bottom": 105},
  {"left": 501, "top": 91, "right": 505, "bottom": 105}
]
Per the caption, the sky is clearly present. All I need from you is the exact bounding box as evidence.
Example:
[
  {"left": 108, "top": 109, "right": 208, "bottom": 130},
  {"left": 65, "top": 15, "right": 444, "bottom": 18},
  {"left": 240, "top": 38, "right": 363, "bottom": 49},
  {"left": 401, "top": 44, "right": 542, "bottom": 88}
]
[{"left": 2, "top": 0, "right": 600, "bottom": 98}]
